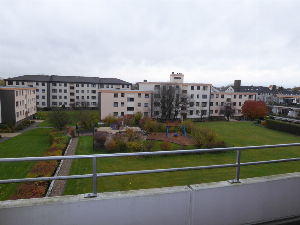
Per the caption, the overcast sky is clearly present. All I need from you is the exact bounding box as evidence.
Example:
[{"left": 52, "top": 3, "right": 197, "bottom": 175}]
[{"left": 0, "top": 0, "right": 299, "bottom": 88}]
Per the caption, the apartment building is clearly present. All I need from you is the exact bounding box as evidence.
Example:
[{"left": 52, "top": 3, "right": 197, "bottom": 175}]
[
  {"left": 0, "top": 86, "right": 36, "bottom": 125},
  {"left": 138, "top": 72, "right": 212, "bottom": 120},
  {"left": 98, "top": 90, "right": 152, "bottom": 120},
  {"left": 210, "top": 92, "right": 257, "bottom": 119},
  {"left": 5, "top": 75, "right": 132, "bottom": 108}
]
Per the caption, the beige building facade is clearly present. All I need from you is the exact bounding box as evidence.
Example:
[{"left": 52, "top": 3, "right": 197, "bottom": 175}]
[{"left": 98, "top": 90, "right": 152, "bottom": 120}]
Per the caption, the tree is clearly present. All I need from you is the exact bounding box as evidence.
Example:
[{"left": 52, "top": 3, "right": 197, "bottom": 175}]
[
  {"left": 241, "top": 100, "right": 269, "bottom": 120},
  {"left": 219, "top": 102, "right": 236, "bottom": 121},
  {"left": 0, "top": 77, "right": 5, "bottom": 86},
  {"left": 75, "top": 110, "right": 99, "bottom": 129},
  {"left": 155, "top": 84, "right": 183, "bottom": 120},
  {"left": 48, "top": 109, "right": 71, "bottom": 130}
]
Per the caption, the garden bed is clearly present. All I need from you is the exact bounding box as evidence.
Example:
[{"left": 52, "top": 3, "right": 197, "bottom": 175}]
[{"left": 147, "top": 132, "right": 194, "bottom": 146}]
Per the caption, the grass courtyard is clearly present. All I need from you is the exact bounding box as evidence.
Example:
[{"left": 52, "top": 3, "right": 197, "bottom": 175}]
[
  {"left": 0, "top": 128, "right": 52, "bottom": 201},
  {"left": 64, "top": 122, "right": 300, "bottom": 196}
]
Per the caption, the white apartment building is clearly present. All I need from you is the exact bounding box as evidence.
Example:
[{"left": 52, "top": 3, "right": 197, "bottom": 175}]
[
  {"left": 138, "top": 72, "right": 212, "bottom": 121},
  {"left": 5, "top": 75, "right": 132, "bottom": 108}
]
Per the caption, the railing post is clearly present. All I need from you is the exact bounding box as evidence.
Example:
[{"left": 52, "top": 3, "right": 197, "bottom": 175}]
[
  {"left": 228, "top": 149, "right": 241, "bottom": 184},
  {"left": 84, "top": 157, "right": 98, "bottom": 198}
]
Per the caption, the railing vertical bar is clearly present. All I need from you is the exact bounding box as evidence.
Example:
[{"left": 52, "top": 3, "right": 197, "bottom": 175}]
[
  {"left": 228, "top": 149, "right": 242, "bottom": 184},
  {"left": 93, "top": 157, "right": 97, "bottom": 195}
]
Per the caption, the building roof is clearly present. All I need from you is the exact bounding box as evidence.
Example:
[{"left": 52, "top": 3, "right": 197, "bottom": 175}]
[
  {"left": 50, "top": 75, "right": 99, "bottom": 83},
  {"left": 5, "top": 75, "right": 51, "bottom": 82},
  {"left": 99, "top": 78, "right": 131, "bottom": 85},
  {"left": 240, "top": 86, "right": 273, "bottom": 93}
]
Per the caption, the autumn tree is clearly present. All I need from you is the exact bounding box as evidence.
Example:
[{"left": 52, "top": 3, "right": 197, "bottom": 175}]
[
  {"left": 219, "top": 102, "right": 236, "bottom": 121},
  {"left": 75, "top": 110, "right": 99, "bottom": 129},
  {"left": 0, "top": 77, "right": 5, "bottom": 86},
  {"left": 241, "top": 100, "right": 268, "bottom": 120}
]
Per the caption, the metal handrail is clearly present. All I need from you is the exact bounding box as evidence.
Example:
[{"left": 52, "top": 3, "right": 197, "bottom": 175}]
[{"left": 1, "top": 143, "right": 300, "bottom": 198}]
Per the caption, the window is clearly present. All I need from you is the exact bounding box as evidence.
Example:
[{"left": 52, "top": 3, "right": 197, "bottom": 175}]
[
  {"left": 100, "top": 84, "right": 104, "bottom": 88},
  {"left": 216, "top": 94, "right": 219, "bottom": 98},
  {"left": 191, "top": 94, "right": 194, "bottom": 98},
  {"left": 114, "top": 112, "right": 118, "bottom": 116},
  {"left": 211, "top": 94, "right": 214, "bottom": 98},
  {"left": 201, "top": 110, "right": 207, "bottom": 115},
  {"left": 52, "top": 83, "right": 56, "bottom": 86},
  {"left": 64, "top": 102, "right": 67, "bottom": 105},
  {"left": 52, "top": 102, "right": 57, "bottom": 105},
  {"left": 138, "top": 93, "right": 141, "bottom": 98},
  {"left": 59, "top": 96, "right": 62, "bottom": 99},
  {"left": 221, "top": 102, "right": 224, "bottom": 106},
  {"left": 76, "top": 96, "right": 79, "bottom": 99},
  {"left": 8, "top": 81, "right": 13, "bottom": 85},
  {"left": 202, "top": 95, "right": 207, "bottom": 99},
  {"left": 37, "top": 95, "right": 39, "bottom": 99},
  {"left": 64, "top": 83, "right": 67, "bottom": 87},
  {"left": 36, "top": 89, "right": 39, "bottom": 92},
  {"left": 92, "top": 90, "right": 96, "bottom": 94},
  {"left": 52, "top": 95, "right": 57, "bottom": 99},
  {"left": 81, "top": 84, "right": 84, "bottom": 87},
  {"left": 92, "top": 96, "right": 96, "bottom": 99},
  {"left": 87, "top": 84, "right": 89, "bottom": 87},
  {"left": 52, "top": 89, "right": 57, "bottom": 93},
  {"left": 221, "top": 94, "right": 224, "bottom": 98},
  {"left": 16, "top": 101, "right": 19, "bottom": 107},
  {"left": 81, "top": 90, "right": 84, "bottom": 93},
  {"left": 122, "top": 85, "right": 125, "bottom": 88},
  {"left": 76, "top": 84, "right": 79, "bottom": 87},
  {"left": 87, "top": 90, "right": 89, "bottom": 93},
  {"left": 209, "top": 110, "right": 213, "bottom": 114},
  {"left": 81, "top": 96, "right": 84, "bottom": 99},
  {"left": 154, "top": 85, "right": 160, "bottom": 89},
  {"left": 210, "top": 102, "right": 213, "bottom": 106},
  {"left": 249, "top": 95, "right": 253, "bottom": 99},
  {"left": 203, "top": 86, "right": 208, "bottom": 90},
  {"left": 196, "top": 102, "right": 199, "bottom": 106},
  {"left": 234, "top": 95, "right": 236, "bottom": 99},
  {"left": 121, "top": 112, "right": 124, "bottom": 116},
  {"left": 91, "top": 84, "right": 96, "bottom": 87},
  {"left": 189, "top": 102, "right": 194, "bottom": 107},
  {"left": 190, "top": 110, "right": 193, "bottom": 115},
  {"left": 215, "top": 110, "right": 218, "bottom": 113},
  {"left": 144, "top": 103, "right": 148, "bottom": 107},
  {"left": 196, "top": 110, "right": 199, "bottom": 115},
  {"left": 155, "top": 111, "right": 159, "bottom": 116},
  {"left": 202, "top": 102, "right": 207, "bottom": 107},
  {"left": 121, "top": 102, "right": 124, "bottom": 107},
  {"left": 197, "top": 86, "right": 200, "bottom": 90},
  {"left": 145, "top": 94, "right": 149, "bottom": 98},
  {"left": 127, "top": 98, "right": 134, "bottom": 102},
  {"left": 22, "top": 82, "right": 25, "bottom": 85},
  {"left": 59, "top": 89, "right": 62, "bottom": 93},
  {"left": 138, "top": 103, "right": 141, "bottom": 107},
  {"left": 121, "top": 93, "right": 125, "bottom": 97},
  {"left": 197, "top": 94, "right": 199, "bottom": 98},
  {"left": 127, "top": 107, "right": 134, "bottom": 111},
  {"left": 76, "top": 90, "right": 79, "bottom": 93},
  {"left": 91, "top": 102, "right": 96, "bottom": 105},
  {"left": 216, "top": 102, "right": 219, "bottom": 106},
  {"left": 64, "top": 89, "right": 67, "bottom": 93},
  {"left": 111, "top": 85, "right": 113, "bottom": 88},
  {"left": 42, "top": 96, "right": 45, "bottom": 99},
  {"left": 114, "top": 102, "right": 118, "bottom": 107},
  {"left": 41, "top": 82, "right": 45, "bottom": 86},
  {"left": 182, "top": 90, "right": 187, "bottom": 94},
  {"left": 239, "top": 102, "right": 242, "bottom": 106},
  {"left": 239, "top": 95, "right": 242, "bottom": 99},
  {"left": 174, "top": 77, "right": 181, "bottom": 79},
  {"left": 154, "top": 102, "right": 160, "bottom": 107},
  {"left": 42, "top": 89, "right": 45, "bottom": 93},
  {"left": 64, "top": 96, "right": 67, "bottom": 99},
  {"left": 59, "top": 102, "right": 62, "bottom": 105},
  {"left": 191, "top": 86, "right": 194, "bottom": 90},
  {"left": 127, "top": 85, "right": 129, "bottom": 88},
  {"left": 233, "top": 102, "right": 236, "bottom": 106},
  {"left": 106, "top": 85, "right": 109, "bottom": 88},
  {"left": 35, "top": 82, "right": 39, "bottom": 86},
  {"left": 144, "top": 112, "right": 148, "bottom": 116},
  {"left": 87, "top": 96, "right": 89, "bottom": 99}
]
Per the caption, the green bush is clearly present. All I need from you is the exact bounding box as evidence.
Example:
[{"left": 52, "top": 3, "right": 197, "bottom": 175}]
[
  {"left": 128, "top": 139, "right": 144, "bottom": 152},
  {"left": 266, "top": 119, "right": 300, "bottom": 136}
]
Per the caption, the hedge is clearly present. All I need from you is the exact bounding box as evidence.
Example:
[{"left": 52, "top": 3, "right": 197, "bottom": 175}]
[{"left": 266, "top": 119, "right": 300, "bottom": 136}]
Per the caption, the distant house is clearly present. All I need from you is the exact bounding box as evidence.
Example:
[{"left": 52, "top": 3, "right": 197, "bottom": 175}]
[{"left": 0, "top": 86, "right": 37, "bottom": 125}]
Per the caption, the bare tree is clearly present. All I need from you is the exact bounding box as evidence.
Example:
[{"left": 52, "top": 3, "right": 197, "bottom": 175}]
[{"left": 219, "top": 102, "right": 236, "bottom": 121}]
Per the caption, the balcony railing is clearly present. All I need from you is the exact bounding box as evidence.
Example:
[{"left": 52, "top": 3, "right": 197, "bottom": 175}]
[{"left": 0, "top": 143, "right": 299, "bottom": 198}]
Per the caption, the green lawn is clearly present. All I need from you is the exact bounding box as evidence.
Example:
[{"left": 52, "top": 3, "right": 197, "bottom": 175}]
[
  {"left": 64, "top": 122, "right": 300, "bottom": 196},
  {"left": 37, "top": 110, "right": 99, "bottom": 127},
  {"left": 0, "top": 129, "right": 52, "bottom": 201}
]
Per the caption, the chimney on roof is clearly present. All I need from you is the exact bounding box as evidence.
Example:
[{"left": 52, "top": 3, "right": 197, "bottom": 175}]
[
  {"left": 172, "top": 72, "right": 174, "bottom": 74},
  {"left": 234, "top": 80, "right": 241, "bottom": 92},
  {"left": 144, "top": 80, "right": 147, "bottom": 82}
]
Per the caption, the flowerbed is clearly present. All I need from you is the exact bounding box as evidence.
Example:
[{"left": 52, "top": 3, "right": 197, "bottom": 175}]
[{"left": 9, "top": 130, "right": 69, "bottom": 200}]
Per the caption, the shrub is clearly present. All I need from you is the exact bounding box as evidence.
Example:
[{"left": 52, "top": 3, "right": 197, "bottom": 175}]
[
  {"left": 103, "top": 114, "right": 118, "bottom": 126},
  {"left": 144, "top": 140, "right": 155, "bottom": 152},
  {"left": 266, "top": 119, "right": 300, "bottom": 136},
  {"left": 159, "top": 141, "right": 171, "bottom": 151},
  {"left": 68, "top": 127, "right": 75, "bottom": 137},
  {"left": 128, "top": 139, "right": 144, "bottom": 152},
  {"left": 9, "top": 182, "right": 48, "bottom": 200},
  {"left": 182, "top": 119, "right": 196, "bottom": 134},
  {"left": 94, "top": 132, "right": 108, "bottom": 149},
  {"left": 192, "top": 127, "right": 217, "bottom": 148},
  {"left": 126, "top": 128, "right": 137, "bottom": 142},
  {"left": 113, "top": 134, "right": 127, "bottom": 151},
  {"left": 134, "top": 112, "right": 143, "bottom": 125},
  {"left": 106, "top": 140, "right": 118, "bottom": 152}
]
